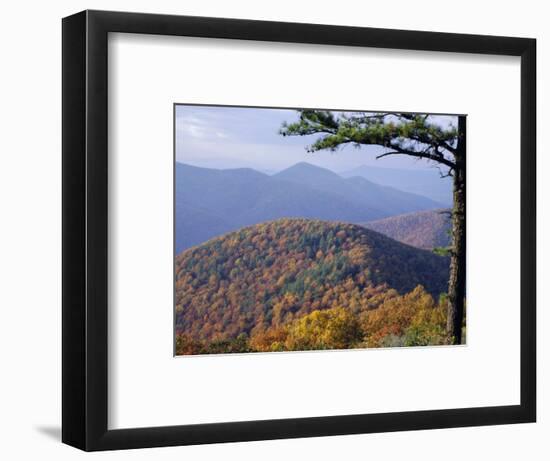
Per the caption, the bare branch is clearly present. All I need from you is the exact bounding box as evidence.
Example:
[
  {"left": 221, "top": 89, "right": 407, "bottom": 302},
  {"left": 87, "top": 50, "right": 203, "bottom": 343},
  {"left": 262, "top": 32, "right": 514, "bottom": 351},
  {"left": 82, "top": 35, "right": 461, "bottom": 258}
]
[
  {"left": 375, "top": 151, "right": 404, "bottom": 160},
  {"left": 439, "top": 140, "right": 458, "bottom": 155},
  {"left": 376, "top": 145, "right": 456, "bottom": 169},
  {"left": 434, "top": 164, "right": 454, "bottom": 178}
]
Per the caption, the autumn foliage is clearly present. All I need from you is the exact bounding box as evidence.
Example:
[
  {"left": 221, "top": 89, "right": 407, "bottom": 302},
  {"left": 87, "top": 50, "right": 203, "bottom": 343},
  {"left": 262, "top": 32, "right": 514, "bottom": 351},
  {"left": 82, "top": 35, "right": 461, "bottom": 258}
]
[
  {"left": 175, "top": 287, "right": 453, "bottom": 354},
  {"left": 175, "top": 218, "right": 454, "bottom": 355}
]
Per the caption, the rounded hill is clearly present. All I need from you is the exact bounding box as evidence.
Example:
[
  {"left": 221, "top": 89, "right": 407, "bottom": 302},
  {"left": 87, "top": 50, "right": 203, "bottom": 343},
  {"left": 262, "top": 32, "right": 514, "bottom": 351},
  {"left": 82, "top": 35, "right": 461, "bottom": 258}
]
[{"left": 175, "top": 218, "right": 449, "bottom": 341}]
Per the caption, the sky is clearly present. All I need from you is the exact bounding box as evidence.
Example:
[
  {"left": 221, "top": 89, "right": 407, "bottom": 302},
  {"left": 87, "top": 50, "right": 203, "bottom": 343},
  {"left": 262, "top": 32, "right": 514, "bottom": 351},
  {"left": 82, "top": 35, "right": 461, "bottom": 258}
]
[{"left": 175, "top": 105, "right": 458, "bottom": 174}]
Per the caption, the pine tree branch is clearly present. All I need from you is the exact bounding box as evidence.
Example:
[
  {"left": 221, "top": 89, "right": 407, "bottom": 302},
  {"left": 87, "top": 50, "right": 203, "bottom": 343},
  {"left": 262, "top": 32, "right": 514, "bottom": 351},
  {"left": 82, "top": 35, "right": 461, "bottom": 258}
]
[{"left": 376, "top": 147, "right": 456, "bottom": 169}]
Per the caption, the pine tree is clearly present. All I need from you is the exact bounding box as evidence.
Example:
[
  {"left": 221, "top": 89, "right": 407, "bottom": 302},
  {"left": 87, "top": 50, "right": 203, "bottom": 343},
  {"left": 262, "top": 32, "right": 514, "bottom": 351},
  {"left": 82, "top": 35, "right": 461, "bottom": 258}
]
[{"left": 280, "top": 111, "right": 466, "bottom": 344}]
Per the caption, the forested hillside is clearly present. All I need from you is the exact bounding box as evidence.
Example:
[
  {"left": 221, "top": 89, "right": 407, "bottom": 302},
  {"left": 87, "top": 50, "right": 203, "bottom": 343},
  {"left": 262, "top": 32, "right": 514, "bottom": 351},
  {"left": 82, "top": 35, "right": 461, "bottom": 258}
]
[
  {"left": 362, "top": 209, "right": 451, "bottom": 250},
  {"left": 175, "top": 219, "right": 451, "bottom": 354}
]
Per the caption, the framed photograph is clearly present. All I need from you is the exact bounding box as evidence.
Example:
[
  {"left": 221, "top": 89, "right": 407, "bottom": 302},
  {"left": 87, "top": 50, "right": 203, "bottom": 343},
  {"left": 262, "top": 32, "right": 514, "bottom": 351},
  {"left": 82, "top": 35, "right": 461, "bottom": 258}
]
[{"left": 62, "top": 10, "right": 536, "bottom": 451}]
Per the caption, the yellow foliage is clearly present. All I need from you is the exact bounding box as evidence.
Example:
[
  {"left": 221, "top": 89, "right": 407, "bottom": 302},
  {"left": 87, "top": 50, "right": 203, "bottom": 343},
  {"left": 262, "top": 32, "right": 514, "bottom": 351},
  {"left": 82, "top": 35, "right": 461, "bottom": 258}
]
[
  {"left": 362, "top": 285, "right": 447, "bottom": 347},
  {"left": 284, "top": 307, "right": 362, "bottom": 351}
]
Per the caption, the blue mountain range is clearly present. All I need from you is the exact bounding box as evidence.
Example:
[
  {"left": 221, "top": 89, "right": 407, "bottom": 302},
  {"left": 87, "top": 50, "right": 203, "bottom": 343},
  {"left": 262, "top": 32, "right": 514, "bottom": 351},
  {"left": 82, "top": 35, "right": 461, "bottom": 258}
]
[{"left": 175, "top": 162, "right": 446, "bottom": 253}]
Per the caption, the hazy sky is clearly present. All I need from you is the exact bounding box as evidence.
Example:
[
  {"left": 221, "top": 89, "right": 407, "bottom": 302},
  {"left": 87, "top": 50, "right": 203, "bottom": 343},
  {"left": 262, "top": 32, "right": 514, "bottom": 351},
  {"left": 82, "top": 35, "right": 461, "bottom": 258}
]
[{"left": 175, "top": 105, "right": 458, "bottom": 173}]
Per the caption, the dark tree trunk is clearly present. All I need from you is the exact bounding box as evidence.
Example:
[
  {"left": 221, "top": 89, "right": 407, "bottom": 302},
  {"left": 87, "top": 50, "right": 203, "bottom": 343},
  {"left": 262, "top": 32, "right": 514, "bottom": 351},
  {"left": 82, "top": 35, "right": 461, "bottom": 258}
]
[{"left": 447, "top": 116, "right": 467, "bottom": 344}]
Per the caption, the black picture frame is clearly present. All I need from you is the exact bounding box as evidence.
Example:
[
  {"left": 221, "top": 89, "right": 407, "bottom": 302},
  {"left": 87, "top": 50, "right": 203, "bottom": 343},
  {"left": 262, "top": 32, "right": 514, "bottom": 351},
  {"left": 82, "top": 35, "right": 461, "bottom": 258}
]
[{"left": 62, "top": 9, "right": 536, "bottom": 451}]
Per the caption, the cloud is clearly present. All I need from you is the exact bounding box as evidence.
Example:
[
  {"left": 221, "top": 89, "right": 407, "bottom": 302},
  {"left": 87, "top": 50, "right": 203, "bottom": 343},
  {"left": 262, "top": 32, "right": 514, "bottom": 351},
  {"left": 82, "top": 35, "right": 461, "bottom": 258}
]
[
  {"left": 174, "top": 105, "right": 459, "bottom": 173},
  {"left": 176, "top": 111, "right": 230, "bottom": 140}
]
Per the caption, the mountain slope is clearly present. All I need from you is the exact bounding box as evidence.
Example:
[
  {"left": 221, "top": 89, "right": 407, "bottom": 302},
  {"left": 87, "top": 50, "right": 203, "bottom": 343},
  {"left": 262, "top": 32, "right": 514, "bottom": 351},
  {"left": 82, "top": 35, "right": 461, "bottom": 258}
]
[
  {"left": 176, "top": 163, "right": 374, "bottom": 252},
  {"left": 176, "top": 202, "right": 233, "bottom": 250},
  {"left": 362, "top": 209, "right": 451, "bottom": 250},
  {"left": 274, "top": 162, "right": 442, "bottom": 216},
  {"left": 340, "top": 164, "right": 453, "bottom": 205},
  {"left": 274, "top": 161, "right": 341, "bottom": 185},
  {"left": 175, "top": 218, "right": 449, "bottom": 342},
  {"left": 175, "top": 162, "right": 444, "bottom": 252}
]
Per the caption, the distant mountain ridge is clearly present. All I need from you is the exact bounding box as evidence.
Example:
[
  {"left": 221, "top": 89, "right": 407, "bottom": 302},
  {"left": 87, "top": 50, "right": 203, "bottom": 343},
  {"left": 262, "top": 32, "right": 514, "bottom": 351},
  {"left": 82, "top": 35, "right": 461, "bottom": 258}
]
[
  {"left": 340, "top": 165, "right": 453, "bottom": 205},
  {"left": 362, "top": 209, "right": 452, "bottom": 250},
  {"left": 274, "top": 163, "right": 441, "bottom": 216},
  {"left": 175, "top": 162, "right": 444, "bottom": 252}
]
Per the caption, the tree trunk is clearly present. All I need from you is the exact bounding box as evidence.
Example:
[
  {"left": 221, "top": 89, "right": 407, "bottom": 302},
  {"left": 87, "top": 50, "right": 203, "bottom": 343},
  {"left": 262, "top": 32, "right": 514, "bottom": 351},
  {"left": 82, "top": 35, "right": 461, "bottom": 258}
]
[{"left": 447, "top": 116, "right": 467, "bottom": 344}]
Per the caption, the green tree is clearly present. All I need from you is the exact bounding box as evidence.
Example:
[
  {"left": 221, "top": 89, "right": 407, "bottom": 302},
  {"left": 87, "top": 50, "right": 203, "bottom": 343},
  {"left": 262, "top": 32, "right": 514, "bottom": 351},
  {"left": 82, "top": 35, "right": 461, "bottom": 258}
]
[{"left": 280, "top": 111, "right": 466, "bottom": 344}]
